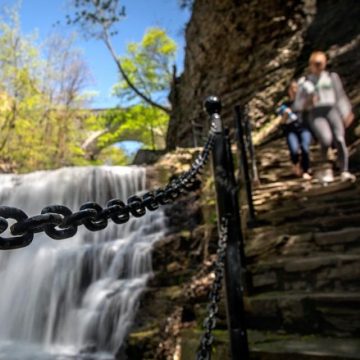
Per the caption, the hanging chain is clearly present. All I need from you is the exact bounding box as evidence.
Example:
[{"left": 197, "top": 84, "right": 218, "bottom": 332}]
[
  {"left": 0, "top": 123, "right": 216, "bottom": 250},
  {"left": 196, "top": 217, "right": 228, "bottom": 360}
]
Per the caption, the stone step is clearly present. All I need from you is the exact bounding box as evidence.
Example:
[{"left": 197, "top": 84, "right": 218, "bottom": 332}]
[
  {"left": 246, "top": 213, "right": 360, "bottom": 236},
  {"left": 250, "top": 331, "right": 360, "bottom": 360},
  {"left": 301, "top": 181, "right": 358, "bottom": 198},
  {"left": 254, "top": 181, "right": 359, "bottom": 204},
  {"left": 254, "top": 190, "right": 360, "bottom": 218},
  {"left": 246, "top": 228, "right": 360, "bottom": 262},
  {"left": 254, "top": 180, "right": 304, "bottom": 191},
  {"left": 179, "top": 329, "right": 360, "bottom": 360},
  {"left": 314, "top": 228, "right": 360, "bottom": 249},
  {"left": 248, "top": 254, "right": 360, "bottom": 293},
  {"left": 255, "top": 193, "right": 360, "bottom": 213},
  {"left": 245, "top": 292, "right": 360, "bottom": 337},
  {"left": 258, "top": 201, "right": 360, "bottom": 226},
  {"left": 294, "top": 213, "right": 360, "bottom": 233}
]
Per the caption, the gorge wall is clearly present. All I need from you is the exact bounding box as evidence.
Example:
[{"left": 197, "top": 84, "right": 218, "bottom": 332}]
[{"left": 167, "top": 0, "right": 360, "bottom": 148}]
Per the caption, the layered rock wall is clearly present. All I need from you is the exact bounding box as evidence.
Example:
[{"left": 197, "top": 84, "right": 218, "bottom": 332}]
[{"left": 167, "top": 0, "right": 360, "bottom": 148}]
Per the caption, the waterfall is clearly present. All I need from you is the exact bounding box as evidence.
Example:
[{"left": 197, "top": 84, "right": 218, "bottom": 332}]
[{"left": 0, "top": 166, "right": 166, "bottom": 360}]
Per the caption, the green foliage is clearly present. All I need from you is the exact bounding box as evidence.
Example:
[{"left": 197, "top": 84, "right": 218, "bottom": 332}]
[
  {"left": 65, "top": 2, "right": 177, "bottom": 155},
  {"left": 0, "top": 5, "right": 128, "bottom": 172},
  {"left": 113, "top": 27, "right": 176, "bottom": 105},
  {"left": 86, "top": 105, "right": 169, "bottom": 154},
  {"left": 98, "top": 27, "right": 176, "bottom": 150},
  {"left": 0, "top": 5, "right": 178, "bottom": 172},
  {"left": 81, "top": 27, "right": 176, "bottom": 156},
  {"left": 68, "top": 1, "right": 172, "bottom": 113}
]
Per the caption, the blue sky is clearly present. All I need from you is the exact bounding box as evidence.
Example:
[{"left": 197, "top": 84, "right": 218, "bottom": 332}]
[{"left": 0, "top": 0, "right": 191, "bottom": 108}]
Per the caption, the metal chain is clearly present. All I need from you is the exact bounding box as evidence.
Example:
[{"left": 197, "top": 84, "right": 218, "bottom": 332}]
[
  {"left": 196, "top": 217, "right": 228, "bottom": 360},
  {"left": 0, "top": 124, "right": 216, "bottom": 250}
]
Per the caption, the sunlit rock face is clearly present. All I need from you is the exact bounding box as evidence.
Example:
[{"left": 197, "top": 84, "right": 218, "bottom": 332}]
[
  {"left": 0, "top": 166, "right": 166, "bottom": 360},
  {"left": 168, "top": 0, "right": 360, "bottom": 148}
]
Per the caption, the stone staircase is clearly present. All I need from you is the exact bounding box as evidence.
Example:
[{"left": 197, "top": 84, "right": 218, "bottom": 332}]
[
  {"left": 242, "top": 139, "right": 360, "bottom": 359},
  {"left": 125, "top": 141, "right": 360, "bottom": 359}
]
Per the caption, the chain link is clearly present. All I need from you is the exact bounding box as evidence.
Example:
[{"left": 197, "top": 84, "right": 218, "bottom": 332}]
[
  {"left": 196, "top": 217, "right": 228, "bottom": 360},
  {"left": 0, "top": 117, "right": 230, "bottom": 359},
  {"left": 0, "top": 115, "right": 231, "bottom": 358},
  {"left": 0, "top": 124, "right": 216, "bottom": 250}
]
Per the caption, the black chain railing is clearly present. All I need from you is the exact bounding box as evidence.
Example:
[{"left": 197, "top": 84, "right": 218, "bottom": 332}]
[
  {"left": 0, "top": 122, "right": 216, "bottom": 250},
  {"left": 0, "top": 96, "right": 249, "bottom": 360},
  {"left": 196, "top": 217, "right": 228, "bottom": 360}
]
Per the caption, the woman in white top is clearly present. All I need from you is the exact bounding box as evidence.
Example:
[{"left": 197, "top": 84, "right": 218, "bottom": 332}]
[{"left": 295, "top": 51, "right": 355, "bottom": 183}]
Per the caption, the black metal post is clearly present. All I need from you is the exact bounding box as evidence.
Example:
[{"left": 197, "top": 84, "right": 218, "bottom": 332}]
[
  {"left": 235, "top": 105, "right": 256, "bottom": 226},
  {"left": 205, "top": 96, "right": 249, "bottom": 360},
  {"left": 244, "top": 110, "right": 260, "bottom": 186}
]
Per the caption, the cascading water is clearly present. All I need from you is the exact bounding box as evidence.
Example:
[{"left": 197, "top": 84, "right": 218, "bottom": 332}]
[{"left": 0, "top": 166, "right": 166, "bottom": 360}]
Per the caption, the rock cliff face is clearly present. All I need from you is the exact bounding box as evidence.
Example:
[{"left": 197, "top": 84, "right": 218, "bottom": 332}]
[{"left": 167, "top": 0, "right": 360, "bottom": 148}]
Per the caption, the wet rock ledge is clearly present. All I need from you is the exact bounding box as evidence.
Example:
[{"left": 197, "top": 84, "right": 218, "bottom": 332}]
[{"left": 124, "top": 148, "right": 220, "bottom": 360}]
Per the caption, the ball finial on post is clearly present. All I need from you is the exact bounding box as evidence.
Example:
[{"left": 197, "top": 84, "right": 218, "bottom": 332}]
[{"left": 204, "top": 96, "right": 222, "bottom": 116}]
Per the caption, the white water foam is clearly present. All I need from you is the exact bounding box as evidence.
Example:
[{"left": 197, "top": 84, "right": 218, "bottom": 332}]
[{"left": 0, "top": 166, "right": 166, "bottom": 359}]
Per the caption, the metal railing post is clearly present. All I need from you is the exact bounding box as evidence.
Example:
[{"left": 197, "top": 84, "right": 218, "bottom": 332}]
[
  {"left": 244, "top": 109, "right": 260, "bottom": 185},
  {"left": 205, "top": 96, "right": 249, "bottom": 360},
  {"left": 235, "top": 105, "right": 256, "bottom": 226}
]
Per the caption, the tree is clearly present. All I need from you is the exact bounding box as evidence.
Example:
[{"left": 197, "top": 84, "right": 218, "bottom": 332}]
[
  {"left": 0, "top": 5, "right": 112, "bottom": 172},
  {"left": 40, "top": 34, "right": 91, "bottom": 165},
  {"left": 0, "top": 6, "right": 41, "bottom": 155},
  {"left": 113, "top": 28, "right": 176, "bottom": 105},
  {"left": 112, "top": 27, "right": 176, "bottom": 149},
  {"left": 82, "top": 105, "right": 168, "bottom": 159},
  {"left": 66, "top": 0, "right": 172, "bottom": 114},
  {"left": 65, "top": 2, "right": 179, "bottom": 158},
  {"left": 78, "top": 26, "right": 176, "bottom": 157}
]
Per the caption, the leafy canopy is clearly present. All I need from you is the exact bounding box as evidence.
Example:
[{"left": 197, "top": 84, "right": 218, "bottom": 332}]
[
  {"left": 83, "top": 27, "right": 176, "bottom": 155},
  {"left": 87, "top": 105, "right": 169, "bottom": 153},
  {"left": 0, "top": 5, "right": 128, "bottom": 172},
  {"left": 66, "top": 0, "right": 172, "bottom": 114},
  {"left": 113, "top": 27, "right": 176, "bottom": 105}
]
